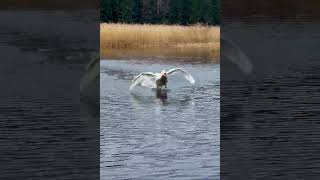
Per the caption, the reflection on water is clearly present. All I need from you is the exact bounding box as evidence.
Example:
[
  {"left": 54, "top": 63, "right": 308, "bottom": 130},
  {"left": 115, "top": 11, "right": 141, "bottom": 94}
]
[
  {"left": 132, "top": 89, "right": 170, "bottom": 103},
  {"left": 155, "top": 89, "right": 168, "bottom": 100},
  {"left": 100, "top": 59, "right": 220, "bottom": 179},
  {"left": 101, "top": 47, "right": 220, "bottom": 64}
]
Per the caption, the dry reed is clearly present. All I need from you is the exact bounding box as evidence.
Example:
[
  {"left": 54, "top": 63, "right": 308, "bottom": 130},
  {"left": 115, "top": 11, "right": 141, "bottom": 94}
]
[{"left": 100, "top": 23, "right": 220, "bottom": 60}]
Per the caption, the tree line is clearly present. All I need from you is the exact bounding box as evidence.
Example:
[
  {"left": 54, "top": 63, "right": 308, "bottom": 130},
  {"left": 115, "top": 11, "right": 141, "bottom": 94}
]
[{"left": 101, "top": 0, "right": 220, "bottom": 25}]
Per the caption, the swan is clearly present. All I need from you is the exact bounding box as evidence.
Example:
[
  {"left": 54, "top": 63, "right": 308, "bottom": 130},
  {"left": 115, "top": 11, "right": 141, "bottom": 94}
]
[
  {"left": 82, "top": 36, "right": 252, "bottom": 103},
  {"left": 80, "top": 55, "right": 99, "bottom": 107},
  {"left": 221, "top": 35, "right": 253, "bottom": 74},
  {"left": 130, "top": 68, "right": 195, "bottom": 91}
]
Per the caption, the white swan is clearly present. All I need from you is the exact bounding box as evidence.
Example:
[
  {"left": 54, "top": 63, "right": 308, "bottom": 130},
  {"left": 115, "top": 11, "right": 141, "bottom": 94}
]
[
  {"left": 221, "top": 35, "right": 253, "bottom": 74},
  {"left": 130, "top": 68, "right": 195, "bottom": 91},
  {"left": 80, "top": 55, "right": 99, "bottom": 107}
]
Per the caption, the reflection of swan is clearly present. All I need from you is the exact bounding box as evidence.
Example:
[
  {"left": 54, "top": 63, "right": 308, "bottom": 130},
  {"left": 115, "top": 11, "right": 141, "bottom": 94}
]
[
  {"left": 130, "top": 68, "right": 195, "bottom": 91},
  {"left": 222, "top": 36, "right": 253, "bottom": 74},
  {"left": 80, "top": 55, "right": 99, "bottom": 108},
  {"left": 131, "top": 91, "right": 192, "bottom": 108},
  {"left": 80, "top": 55, "right": 99, "bottom": 128},
  {"left": 156, "top": 89, "right": 168, "bottom": 100}
]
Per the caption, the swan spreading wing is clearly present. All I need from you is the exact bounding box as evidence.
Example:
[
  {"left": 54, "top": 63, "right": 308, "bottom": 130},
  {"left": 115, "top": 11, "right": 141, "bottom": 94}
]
[
  {"left": 221, "top": 36, "right": 253, "bottom": 74},
  {"left": 130, "top": 72, "right": 157, "bottom": 91},
  {"left": 130, "top": 68, "right": 195, "bottom": 91},
  {"left": 166, "top": 68, "right": 195, "bottom": 84}
]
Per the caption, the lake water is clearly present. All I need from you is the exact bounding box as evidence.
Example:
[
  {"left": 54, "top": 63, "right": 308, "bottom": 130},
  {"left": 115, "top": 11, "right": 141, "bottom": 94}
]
[
  {"left": 100, "top": 59, "right": 220, "bottom": 179},
  {"left": 0, "top": 10, "right": 99, "bottom": 179},
  {"left": 221, "top": 20, "right": 320, "bottom": 179}
]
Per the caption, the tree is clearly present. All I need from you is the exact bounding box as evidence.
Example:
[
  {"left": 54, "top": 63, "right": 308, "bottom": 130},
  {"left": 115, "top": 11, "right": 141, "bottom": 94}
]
[
  {"left": 132, "top": 0, "right": 143, "bottom": 23},
  {"left": 212, "top": 0, "right": 220, "bottom": 25},
  {"left": 118, "top": 0, "right": 135, "bottom": 23},
  {"left": 167, "top": 0, "right": 184, "bottom": 24},
  {"left": 100, "top": 0, "right": 113, "bottom": 22},
  {"left": 141, "top": 0, "right": 158, "bottom": 23},
  {"left": 100, "top": 0, "right": 220, "bottom": 25},
  {"left": 190, "top": 0, "right": 203, "bottom": 24}
]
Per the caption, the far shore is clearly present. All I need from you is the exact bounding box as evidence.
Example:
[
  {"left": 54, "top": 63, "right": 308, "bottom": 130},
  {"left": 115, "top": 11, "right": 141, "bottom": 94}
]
[{"left": 100, "top": 23, "right": 220, "bottom": 62}]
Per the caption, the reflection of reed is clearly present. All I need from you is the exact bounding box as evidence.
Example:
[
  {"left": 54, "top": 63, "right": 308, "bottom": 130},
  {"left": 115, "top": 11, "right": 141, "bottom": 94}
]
[{"left": 101, "top": 48, "right": 219, "bottom": 63}]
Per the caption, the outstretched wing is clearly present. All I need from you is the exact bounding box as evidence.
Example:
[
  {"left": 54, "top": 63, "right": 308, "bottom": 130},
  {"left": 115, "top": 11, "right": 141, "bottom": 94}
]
[
  {"left": 221, "top": 36, "right": 253, "bottom": 74},
  {"left": 166, "top": 68, "right": 195, "bottom": 84},
  {"left": 130, "top": 72, "right": 157, "bottom": 91}
]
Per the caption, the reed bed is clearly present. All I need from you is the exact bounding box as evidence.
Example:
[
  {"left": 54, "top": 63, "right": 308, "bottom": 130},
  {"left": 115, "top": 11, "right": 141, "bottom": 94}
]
[{"left": 100, "top": 23, "right": 220, "bottom": 60}]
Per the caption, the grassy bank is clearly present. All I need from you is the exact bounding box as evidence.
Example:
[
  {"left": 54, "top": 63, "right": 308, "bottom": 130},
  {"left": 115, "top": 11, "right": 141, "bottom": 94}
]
[{"left": 100, "top": 23, "right": 220, "bottom": 61}]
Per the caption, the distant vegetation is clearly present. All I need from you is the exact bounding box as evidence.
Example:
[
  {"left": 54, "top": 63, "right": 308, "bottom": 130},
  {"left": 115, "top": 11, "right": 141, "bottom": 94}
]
[
  {"left": 100, "top": 23, "right": 220, "bottom": 60},
  {"left": 101, "top": 0, "right": 220, "bottom": 25},
  {"left": 100, "top": 0, "right": 220, "bottom": 61},
  {"left": 101, "top": 23, "right": 219, "bottom": 49}
]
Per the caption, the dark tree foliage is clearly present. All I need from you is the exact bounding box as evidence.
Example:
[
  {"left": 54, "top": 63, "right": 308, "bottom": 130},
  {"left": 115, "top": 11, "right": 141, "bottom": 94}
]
[{"left": 100, "top": 0, "right": 220, "bottom": 25}]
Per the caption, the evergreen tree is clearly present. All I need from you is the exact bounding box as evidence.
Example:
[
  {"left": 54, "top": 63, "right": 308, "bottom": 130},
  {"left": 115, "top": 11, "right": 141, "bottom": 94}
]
[
  {"left": 100, "top": 0, "right": 113, "bottom": 22},
  {"left": 141, "top": 0, "right": 158, "bottom": 23},
  {"left": 167, "top": 0, "right": 184, "bottom": 24},
  {"left": 181, "top": 0, "right": 192, "bottom": 25},
  {"left": 118, "top": 0, "right": 135, "bottom": 23},
  {"left": 203, "top": 0, "right": 213, "bottom": 24},
  {"left": 132, "top": 0, "right": 143, "bottom": 23},
  {"left": 212, "top": 0, "right": 220, "bottom": 25},
  {"left": 100, "top": 0, "right": 220, "bottom": 25},
  {"left": 110, "top": 0, "right": 119, "bottom": 22},
  {"left": 190, "top": 0, "right": 203, "bottom": 24}
]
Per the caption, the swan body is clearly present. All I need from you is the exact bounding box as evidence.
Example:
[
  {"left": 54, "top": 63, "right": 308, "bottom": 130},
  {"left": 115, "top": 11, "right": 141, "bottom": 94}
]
[{"left": 130, "top": 68, "right": 195, "bottom": 91}]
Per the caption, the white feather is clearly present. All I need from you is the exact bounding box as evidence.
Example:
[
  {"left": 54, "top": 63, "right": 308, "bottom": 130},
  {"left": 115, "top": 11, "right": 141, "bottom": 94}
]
[
  {"left": 165, "top": 68, "right": 195, "bottom": 84},
  {"left": 221, "top": 36, "right": 253, "bottom": 74},
  {"left": 130, "top": 68, "right": 195, "bottom": 91},
  {"left": 130, "top": 72, "right": 157, "bottom": 91}
]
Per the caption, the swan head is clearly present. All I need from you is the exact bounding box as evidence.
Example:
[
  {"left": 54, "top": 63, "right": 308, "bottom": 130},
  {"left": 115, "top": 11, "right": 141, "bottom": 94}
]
[{"left": 160, "top": 70, "right": 167, "bottom": 76}]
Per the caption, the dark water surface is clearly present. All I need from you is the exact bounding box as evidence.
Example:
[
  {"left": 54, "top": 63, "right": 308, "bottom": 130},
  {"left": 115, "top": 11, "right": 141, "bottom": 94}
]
[
  {"left": 100, "top": 60, "right": 220, "bottom": 179},
  {"left": 0, "top": 10, "right": 99, "bottom": 179},
  {"left": 221, "top": 19, "right": 320, "bottom": 179}
]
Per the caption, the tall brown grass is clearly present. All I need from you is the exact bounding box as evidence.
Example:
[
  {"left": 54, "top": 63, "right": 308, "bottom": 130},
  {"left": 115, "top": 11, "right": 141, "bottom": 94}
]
[{"left": 100, "top": 23, "right": 220, "bottom": 60}]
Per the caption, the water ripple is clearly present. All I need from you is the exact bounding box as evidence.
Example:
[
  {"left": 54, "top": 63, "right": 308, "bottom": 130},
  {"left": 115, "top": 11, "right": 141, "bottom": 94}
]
[{"left": 101, "top": 60, "right": 220, "bottom": 179}]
